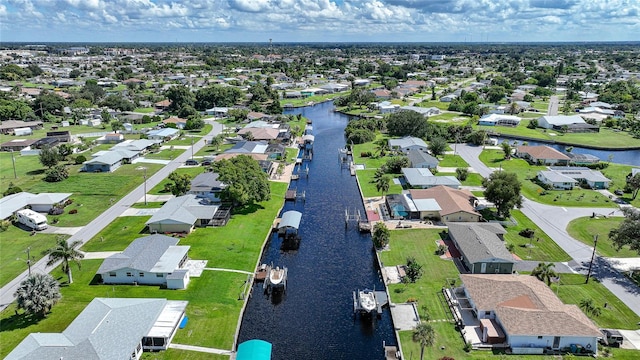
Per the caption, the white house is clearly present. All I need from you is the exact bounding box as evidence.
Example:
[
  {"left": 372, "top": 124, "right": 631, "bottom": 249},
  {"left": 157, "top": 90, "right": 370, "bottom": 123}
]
[
  {"left": 388, "top": 136, "right": 428, "bottom": 153},
  {"left": 537, "top": 170, "right": 578, "bottom": 190},
  {"left": 13, "top": 127, "right": 33, "bottom": 136},
  {"left": 402, "top": 168, "right": 461, "bottom": 189},
  {"left": 6, "top": 297, "right": 188, "bottom": 360},
  {"left": 537, "top": 115, "right": 585, "bottom": 130},
  {"left": 456, "top": 274, "right": 601, "bottom": 355},
  {"left": 478, "top": 114, "right": 521, "bottom": 127},
  {"left": 97, "top": 234, "right": 190, "bottom": 289},
  {"left": 541, "top": 167, "right": 611, "bottom": 189}
]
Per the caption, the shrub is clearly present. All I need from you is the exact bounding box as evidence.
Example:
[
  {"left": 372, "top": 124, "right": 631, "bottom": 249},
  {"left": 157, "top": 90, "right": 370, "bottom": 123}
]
[
  {"left": 48, "top": 207, "right": 63, "bottom": 215},
  {"left": 360, "top": 151, "right": 373, "bottom": 158},
  {"left": 455, "top": 167, "right": 468, "bottom": 181},
  {"left": 435, "top": 244, "right": 447, "bottom": 255},
  {"left": 3, "top": 182, "right": 22, "bottom": 196},
  {"left": 69, "top": 209, "right": 78, "bottom": 214},
  {"left": 44, "top": 165, "right": 69, "bottom": 182},
  {"left": 519, "top": 228, "right": 535, "bottom": 238},
  {"left": 406, "top": 257, "right": 423, "bottom": 283},
  {"left": 406, "top": 297, "right": 418, "bottom": 303},
  {"left": 74, "top": 154, "right": 87, "bottom": 164},
  {"left": 0, "top": 220, "right": 11, "bottom": 231},
  {"left": 463, "top": 341, "right": 472, "bottom": 352}
]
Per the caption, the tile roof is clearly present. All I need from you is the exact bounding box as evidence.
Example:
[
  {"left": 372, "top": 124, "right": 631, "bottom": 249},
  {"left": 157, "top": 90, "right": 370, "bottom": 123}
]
[
  {"left": 461, "top": 274, "right": 602, "bottom": 338},
  {"left": 409, "top": 186, "right": 479, "bottom": 217}
]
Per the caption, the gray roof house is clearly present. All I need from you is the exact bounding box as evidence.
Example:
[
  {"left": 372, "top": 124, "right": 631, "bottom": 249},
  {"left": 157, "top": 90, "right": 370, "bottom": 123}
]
[
  {"left": 146, "top": 194, "right": 219, "bottom": 233},
  {"left": 448, "top": 222, "right": 513, "bottom": 274},
  {"left": 5, "top": 297, "right": 188, "bottom": 360},
  {"left": 388, "top": 136, "right": 428, "bottom": 153},
  {"left": 97, "top": 234, "right": 190, "bottom": 289},
  {"left": 188, "top": 172, "right": 226, "bottom": 202},
  {"left": 399, "top": 105, "right": 441, "bottom": 117},
  {"left": 82, "top": 151, "right": 126, "bottom": 172},
  {"left": 406, "top": 148, "right": 439, "bottom": 169},
  {"left": 543, "top": 167, "right": 611, "bottom": 189},
  {"left": 0, "top": 192, "right": 72, "bottom": 220},
  {"left": 112, "top": 139, "right": 161, "bottom": 153},
  {"left": 225, "top": 140, "right": 268, "bottom": 154},
  {"left": 402, "top": 168, "right": 461, "bottom": 189}
]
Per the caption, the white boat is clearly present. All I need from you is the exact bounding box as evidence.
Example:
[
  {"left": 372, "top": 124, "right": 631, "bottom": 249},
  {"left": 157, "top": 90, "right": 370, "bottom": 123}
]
[
  {"left": 358, "top": 290, "right": 377, "bottom": 313},
  {"left": 269, "top": 266, "right": 286, "bottom": 287}
]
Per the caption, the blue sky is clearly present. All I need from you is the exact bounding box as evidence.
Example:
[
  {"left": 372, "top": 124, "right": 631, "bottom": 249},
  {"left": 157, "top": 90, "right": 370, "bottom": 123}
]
[{"left": 1, "top": 0, "right": 639, "bottom": 43}]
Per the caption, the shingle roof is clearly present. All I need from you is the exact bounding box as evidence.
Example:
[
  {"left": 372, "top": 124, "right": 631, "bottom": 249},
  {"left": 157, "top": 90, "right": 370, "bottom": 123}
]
[
  {"left": 226, "top": 140, "right": 268, "bottom": 154},
  {"left": 388, "top": 136, "right": 428, "bottom": 150},
  {"left": 146, "top": 194, "right": 218, "bottom": 226},
  {"left": 410, "top": 186, "right": 479, "bottom": 216},
  {"left": 402, "top": 168, "right": 461, "bottom": 187},
  {"left": 190, "top": 172, "right": 226, "bottom": 193},
  {"left": 448, "top": 223, "right": 512, "bottom": 264},
  {"left": 516, "top": 146, "right": 570, "bottom": 161},
  {"left": 461, "top": 274, "right": 602, "bottom": 338},
  {"left": 96, "top": 234, "right": 185, "bottom": 274},
  {"left": 6, "top": 298, "right": 185, "bottom": 360},
  {"left": 406, "top": 149, "right": 439, "bottom": 168}
]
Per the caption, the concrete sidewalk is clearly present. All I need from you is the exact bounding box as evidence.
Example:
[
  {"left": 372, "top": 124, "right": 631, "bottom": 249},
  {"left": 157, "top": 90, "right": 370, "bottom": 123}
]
[{"left": 169, "top": 343, "right": 233, "bottom": 355}]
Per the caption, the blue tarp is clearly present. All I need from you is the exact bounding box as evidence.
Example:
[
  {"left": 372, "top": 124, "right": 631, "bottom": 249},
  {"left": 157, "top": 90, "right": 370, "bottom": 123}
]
[
  {"left": 236, "top": 339, "right": 272, "bottom": 360},
  {"left": 179, "top": 316, "right": 188, "bottom": 329}
]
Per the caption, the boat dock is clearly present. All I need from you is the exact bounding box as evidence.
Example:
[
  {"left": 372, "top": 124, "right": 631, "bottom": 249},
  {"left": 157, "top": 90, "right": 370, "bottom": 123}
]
[
  {"left": 353, "top": 290, "right": 389, "bottom": 317},
  {"left": 384, "top": 343, "right": 400, "bottom": 360},
  {"left": 263, "top": 265, "right": 288, "bottom": 293}
]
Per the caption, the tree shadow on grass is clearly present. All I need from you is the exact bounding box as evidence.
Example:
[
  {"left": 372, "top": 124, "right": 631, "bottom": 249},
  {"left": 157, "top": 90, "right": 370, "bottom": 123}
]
[
  {"left": 26, "top": 169, "right": 45, "bottom": 176},
  {"left": 0, "top": 311, "right": 45, "bottom": 332},
  {"left": 232, "top": 203, "right": 265, "bottom": 215}
]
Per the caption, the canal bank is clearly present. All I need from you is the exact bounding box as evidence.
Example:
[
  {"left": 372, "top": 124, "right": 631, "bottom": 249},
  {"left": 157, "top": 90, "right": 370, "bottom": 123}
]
[{"left": 238, "top": 101, "right": 396, "bottom": 359}]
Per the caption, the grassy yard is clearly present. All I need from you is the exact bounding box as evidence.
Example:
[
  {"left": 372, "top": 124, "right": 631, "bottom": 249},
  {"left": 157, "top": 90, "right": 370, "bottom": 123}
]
[
  {"left": 81, "top": 216, "right": 152, "bottom": 252},
  {"left": 566, "top": 217, "right": 635, "bottom": 258},
  {"left": 551, "top": 274, "right": 640, "bottom": 329},
  {"left": 380, "top": 229, "right": 458, "bottom": 320},
  {"left": 503, "top": 210, "right": 572, "bottom": 262},
  {"left": 356, "top": 169, "right": 403, "bottom": 197},
  {"left": 280, "top": 93, "right": 342, "bottom": 107},
  {"left": 149, "top": 167, "right": 205, "bottom": 195},
  {"left": 144, "top": 148, "right": 186, "bottom": 160},
  {"left": 479, "top": 149, "right": 615, "bottom": 208},
  {"left": 0, "top": 227, "right": 62, "bottom": 287},
  {"left": 438, "top": 154, "right": 469, "bottom": 168},
  {"left": 438, "top": 173, "right": 483, "bottom": 187},
  {"left": 1, "top": 182, "right": 289, "bottom": 358}
]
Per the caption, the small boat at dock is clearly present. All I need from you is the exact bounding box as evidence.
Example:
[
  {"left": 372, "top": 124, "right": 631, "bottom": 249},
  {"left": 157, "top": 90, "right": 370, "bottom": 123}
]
[{"left": 358, "top": 289, "right": 377, "bottom": 313}]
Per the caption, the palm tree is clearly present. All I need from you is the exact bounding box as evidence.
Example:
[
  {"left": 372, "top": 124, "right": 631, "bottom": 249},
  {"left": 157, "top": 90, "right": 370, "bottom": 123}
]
[
  {"left": 376, "top": 174, "right": 391, "bottom": 197},
  {"left": 500, "top": 141, "right": 513, "bottom": 160},
  {"left": 15, "top": 273, "right": 61, "bottom": 317},
  {"left": 508, "top": 102, "right": 520, "bottom": 115},
  {"left": 412, "top": 322, "right": 435, "bottom": 360},
  {"left": 374, "top": 138, "right": 390, "bottom": 157},
  {"left": 209, "top": 134, "right": 223, "bottom": 152},
  {"left": 43, "top": 237, "right": 84, "bottom": 284},
  {"left": 531, "top": 262, "right": 557, "bottom": 286},
  {"left": 579, "top": 298, "right": 602, "bottom": 317}
]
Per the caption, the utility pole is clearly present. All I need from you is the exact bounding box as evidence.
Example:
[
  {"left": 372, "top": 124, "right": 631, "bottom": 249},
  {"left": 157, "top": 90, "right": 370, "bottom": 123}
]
[
  {"left": 17, "top": 247, "right": 33, "bottom": 276},
  {"left": 136, "top": 166, "right": 148, "bottom": 205},
  {"left": 11, "top": 150, "right": 17, "bottom": 179},
  {"left": 191, "top": 137, "right": 194, "bottom": 160},
  {"left": 585, "top": 234, "right": 598, "bottom": 284}
]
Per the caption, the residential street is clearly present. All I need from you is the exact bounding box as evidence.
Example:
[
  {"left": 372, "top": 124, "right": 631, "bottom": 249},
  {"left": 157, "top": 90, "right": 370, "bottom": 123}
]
[
  {"left": 0, "top": 121, "right": 224, "bottom": 312},
  {"left": 455, "top": 143, "right": 640, "bottom": 317}
]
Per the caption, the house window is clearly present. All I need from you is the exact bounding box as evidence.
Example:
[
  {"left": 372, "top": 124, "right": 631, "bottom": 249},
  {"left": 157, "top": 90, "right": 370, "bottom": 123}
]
[
  {"left": 109, "top": 272, "right": 116, "bottom": 277},
  {"left": 126, "top": 272, "right": 132, "bottom": 277},
  {"left": 139, "top": 272, "right": 145, "bottom": 277},
  {"left": 156, "top": 273, "right": 164, "bottom": 278},
  {"left": 538, "top": 336, "right": 543, "bottom": 339},
  {"left": 484, "top": 311, "right": 491, "bottom": 316}
]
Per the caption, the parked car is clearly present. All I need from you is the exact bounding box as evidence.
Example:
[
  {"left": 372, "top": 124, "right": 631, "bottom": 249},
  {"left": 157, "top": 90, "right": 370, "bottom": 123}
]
[
  {"left": 201, "top": 160, "right": 212, "bottom": 166},
  {"left": 614, "top": 189, "right": 624, "bottom": 196},
  {"left": 185, "top": 159, "right": 199, "bottom": 166},
  {"left": 599, "top": 329, "right": 624, "bottom": 347}
]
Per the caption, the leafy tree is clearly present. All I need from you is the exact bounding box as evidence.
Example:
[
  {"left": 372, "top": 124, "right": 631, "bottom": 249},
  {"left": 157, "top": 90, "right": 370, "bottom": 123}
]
[
  {"left": 165, "top": 85, "right": 195, "bottom": 113},
  {"left": 101, "top": 94, "right": 135, "bottom": 111},
  {"left": 39, "top": 145, "right": 60, "bottom": 168},
  {"left": 406, "top": 257, "right": 423, "bottom": 283},
  {"left": 486, "top": 86, "right": 506, "bottom": 103},
  {"left": 467, "top": 130, "right": 486, "bottom": 146},
  {"left": 15, "top": 273, "right": 61, "bottom": 317},
  {"left": 626, "top": 173, "right": 640, "bottom": 200},
  {"left": 74, "top": 154, "right": 87, "bottom": 165},
  {"left": 213, "top": 155, "right": 271, "bottom": 206},
  {"left": 527, "top": 119, "right": 538, "bottom": 129},
  {"left": 209, "top": 134, "right": 223, "bottom": 151},
  {"left": 412, "top": 322, "right": 435, "bottom": 360},
  {"left": 80, "top": 79, "right": 105, "bottom": 102},
  {"left": 110, "top": 120, "right": 124, "bottom": 133},
  {"left": 44, "top": 165, "right": 69, "bottom": 182},
  {"left": 531, "top": 262, "right": 557, "bottom": 286},
  {"left": 165, "top": 172, "right": 192, "bottom": 196},
  {"left": 347, "top": 128, "right": 375, "bottom": 144},
  {"left": 428, "top": 137, "right": 447, "bottom": 157},
  {"left": 384, "top": 156, "right": 409, "bottom": 173},
  {"left": 43, "top": 237, "right": 84, "bottom": 284},
  {"left": 32, "top": 92, "right": 66, "bottom": 118},
  {"left": 195, "top": 85, "right": 243, "bottom": 109},
  {"left": 57, "top": 143, "right": 74, "bottom": 160},
  {"left": 3, "top": 182, "right": 22, "bottom": 196},
  {"left": 185, "top": 118, "right": 205, "bottom": 131},
  {"left": 69, "top": 69, "right": 82, "bottom": 78},
  {"left": 455, "top": 167, "right": 469, "bottom": 181},
  {"left": 372, "top": 222, "right": 390, "bottom": 249},
  {"left": 177, "top": 105, "right": 199, "bottom": 119},
  {"left": 0, "top": 98, "right": 35, "bottom": 120},
  {"left": 387, "top": 110, "right": 429, "bottom": 138},
  {"left": 609, "top": 207, "right": 640, "bottom": 254},
  {"left": 482, "top": 171, "right": 522, "bottom": 218}
]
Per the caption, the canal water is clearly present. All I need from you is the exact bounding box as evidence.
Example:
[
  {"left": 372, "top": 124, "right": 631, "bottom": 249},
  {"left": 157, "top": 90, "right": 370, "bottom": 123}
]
[
  {"left": 237, "top": 101, "right": 396, "bottom": 359},
  {"left": 496, "top": 137, "right": 640, "bottom": 167}
]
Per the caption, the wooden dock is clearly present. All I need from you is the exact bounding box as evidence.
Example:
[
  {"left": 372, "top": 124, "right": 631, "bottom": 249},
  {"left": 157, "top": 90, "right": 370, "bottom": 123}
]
[
  {"left": 384, "top": 343, "right": 400, "bottom": 360},
  {"left": 285, "top": 189, "right": 297, "bottom": 200}
]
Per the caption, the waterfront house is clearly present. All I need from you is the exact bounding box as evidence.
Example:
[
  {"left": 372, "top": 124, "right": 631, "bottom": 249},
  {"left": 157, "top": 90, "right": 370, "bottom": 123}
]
[
  {"left": 538, "top": 167, "right": 611, "bottom": 189},
  {"left": 189, "top": 172, "right": 226, "bottom": 203},
  {"left": 536, "top": 115, "right": 599, "bottom": 133},
  {"left": 5, "top": 297, "right": 188, "bottom": 360},
  {"left": 447, "top": 223, "right": 513, "bottom": 274},
  {"left": 237, "top": 127, "right": 280, "bottom": 141},
  {"left": 455, "top": 274, "right": 601, "bottom": 354},
  {"left": 478, "top": 114, "right": 521, "bottom": 127},
  {"left": 146, "top": 194, "right": 222, "bottom": 233},
  {"left": 97, "top": 234, "right": 190, "bottom": 289},
  {"left": 409, "top": 186, "right": 481, "bottom": 222},
  {"left": 402, "top": 168, "right": 461, "bottom": 189},
  {"left": 515, "top": 146, "right": 570, "bottom": 166},
  {"left": 225, "top": 140, "right": 269, "bottom": 155}
]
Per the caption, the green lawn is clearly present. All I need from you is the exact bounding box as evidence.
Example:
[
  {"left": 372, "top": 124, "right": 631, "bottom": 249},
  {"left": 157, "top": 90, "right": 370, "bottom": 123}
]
[
  {"left": 380, "top": 229, "right": 458, "bottom": 320},
  {"left": 352, "top": 134, "right": 390, "bottom": 169},
  {"left": 438, "top": 154, "right": 469, "bottom": 168},
  {"left": 149, "top": 167, "right": 205, "bottom": 195},
  {"left": 479, "top": 149, "right": 615, "bottom": 208},
  {"left": 566, "top": 217, "right": 635, "bottom": 258},
  {"left": 429, "top": 112, "right": 471, "bottom": 122},
  {"left": 133, "top": 107, "right": 156, "bottom": 113},
  {"left": 144, "top": 148, "right": 186, "bottom": 160},
  {"left": 438, "top": 173, "right": 483, "bottom": 187},
  {"left": 356, "top": 169, "right": 403, "bottom": 197},
  {"left": 1, "top": 182, "right": 289, "bottom": 358},
  {"left": 503, "top": 210, "right": 572, "bottom": 262},
  {"left": 280, "top": 93, "right": 343, "bottom": 107},
  {"left": 82, "top": 216, "right": 152, "bottom": 252},
  {"left": 0, "top": 227, "right": 62, "bottom": 287},
  {"left": 551, "top": 274, "right": 640, "bottom": 329}
]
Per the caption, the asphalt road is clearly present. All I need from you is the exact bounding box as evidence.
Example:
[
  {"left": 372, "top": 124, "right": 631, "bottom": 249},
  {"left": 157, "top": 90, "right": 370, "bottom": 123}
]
[
  {"left": 455, "top": 143, "right": 640, "bottom": 317},
  {"left": 0, "top": 121, "right": 224, "bottom": 312}
]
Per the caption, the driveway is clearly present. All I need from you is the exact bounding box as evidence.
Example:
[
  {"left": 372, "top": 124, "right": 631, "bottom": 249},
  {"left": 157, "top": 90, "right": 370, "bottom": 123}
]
[{"left": 455, "top": 143, "right": 640, "bottom": 317}]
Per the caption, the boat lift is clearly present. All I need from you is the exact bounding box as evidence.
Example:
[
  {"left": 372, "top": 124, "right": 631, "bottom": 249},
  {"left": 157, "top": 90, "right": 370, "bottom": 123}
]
[
  {"left": 353, "top": 289, "right": 389, "bottom": 318},
  {"left": 345, "top": 208, "right": 362, "bottom": 228},
  {"left": 263, "top": 264, "right": 288, "bottom": 293}
]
